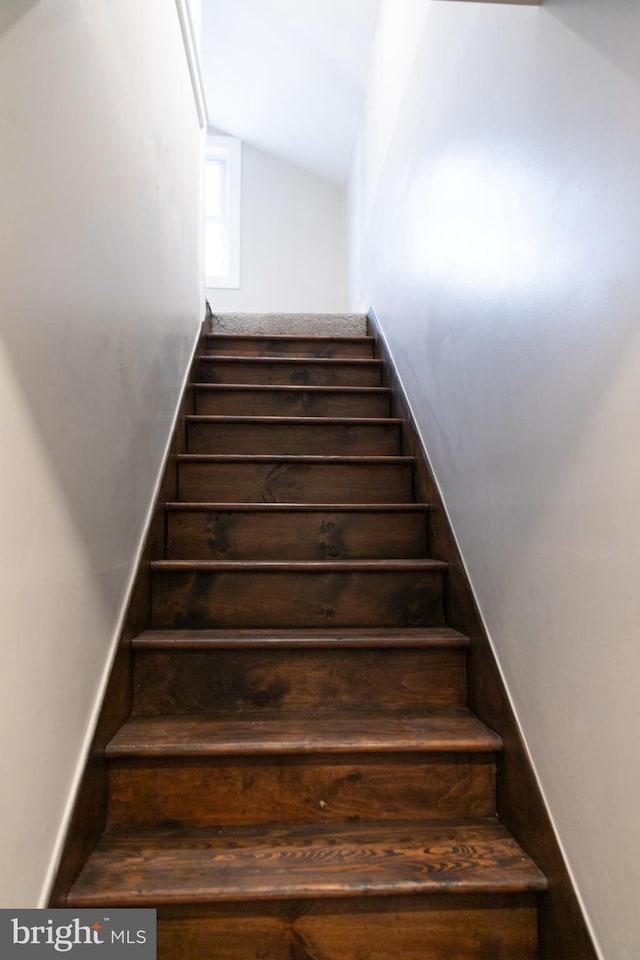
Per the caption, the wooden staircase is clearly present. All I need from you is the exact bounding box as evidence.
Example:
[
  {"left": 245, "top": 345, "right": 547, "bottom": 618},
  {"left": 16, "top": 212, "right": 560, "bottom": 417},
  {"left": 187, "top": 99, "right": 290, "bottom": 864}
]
[{"left": 64, "top": 322, "right": 547, "bottom": 958}]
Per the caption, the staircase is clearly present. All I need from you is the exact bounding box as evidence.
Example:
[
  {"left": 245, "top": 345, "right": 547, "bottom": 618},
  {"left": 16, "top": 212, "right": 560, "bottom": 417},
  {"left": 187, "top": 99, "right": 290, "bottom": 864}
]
[{"left": 65, "top": 317, "right": 547, "bottom": 958}]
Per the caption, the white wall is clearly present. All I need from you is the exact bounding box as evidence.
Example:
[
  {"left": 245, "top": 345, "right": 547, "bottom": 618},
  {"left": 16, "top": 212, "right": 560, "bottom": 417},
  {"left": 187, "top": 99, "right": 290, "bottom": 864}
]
[
  {"left": 0, "top": 0, "right": 203, "bottom": 906},
  {"left": 208, "top": 139, "right": 346, "bottom": 312},
  {"left": 200, "top": 0, "right": 380, "bottom": 185},
  {"left": 348, "top": 2, "right": 640, "bottom": 957}
]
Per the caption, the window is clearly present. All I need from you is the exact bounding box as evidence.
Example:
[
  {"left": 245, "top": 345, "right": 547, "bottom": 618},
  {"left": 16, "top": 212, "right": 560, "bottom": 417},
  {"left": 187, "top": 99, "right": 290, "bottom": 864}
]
[{"left": 204, "top": 136, "right": 241, "bottom": 288}]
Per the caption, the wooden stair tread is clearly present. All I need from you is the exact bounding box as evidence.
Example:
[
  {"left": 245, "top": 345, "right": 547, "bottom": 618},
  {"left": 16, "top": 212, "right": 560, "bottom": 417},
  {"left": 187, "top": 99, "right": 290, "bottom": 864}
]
[
  {"left": 151, "top": 559, "right": 447, "bottom": 573},
  {"left": 164, "top": 502, "right": 430, "bottom": 513},
  {"left": 67, "top": 819, "right": 547, "bottom": 906},
  {"left": 176, "top": 453, "right": 414, "bottom": 464},
  {"left": 132, "top": 626, "right": 470, "bottom": 649},
  {"left": 107, "top": 709, "right": 501, "bottom": 757},
  {"left": 199, "top": 356, "right": 382, "bottom": 366},
  {"left": 193, "top": 383, "right": 390, "bottom": 394},
  {"left": 186, "top": 415, "right": 402, "bottom": 426}
]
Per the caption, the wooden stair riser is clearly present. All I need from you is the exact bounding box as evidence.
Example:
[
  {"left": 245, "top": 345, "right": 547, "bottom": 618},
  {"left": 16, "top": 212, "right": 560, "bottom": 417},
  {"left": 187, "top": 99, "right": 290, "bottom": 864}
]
[
  {"left": 197, "top": 357, "right": 383, "bottom": 386},
  {"left": 186, "top": 418, "right": 401, "bottom": 457},
  {"left": 107, "top": 753, "right": 497, "bottom": 829},
  {"left": 132, "top": 648, "right": 466, "bottom": 714},
  {"left": 204, "top": 335, "right": 375, "bottom": 358},
  {"left": 166, "top": 506, "right": 429, "bottom": 561},
  {"left": 155, "top": 894, "right": 539, "bottom": 960},
  {"left": 177, "top": 459, "right": 415, "bottom": 503},
  {"left": 194, "top": 386, "right": 391, "bottom": 418},
  {"left": 151, "top": 569, "right": 446, "bottom": 629}
]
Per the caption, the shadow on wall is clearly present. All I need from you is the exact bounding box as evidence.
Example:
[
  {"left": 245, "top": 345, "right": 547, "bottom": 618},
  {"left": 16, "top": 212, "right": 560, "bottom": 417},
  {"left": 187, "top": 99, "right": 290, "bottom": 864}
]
[
  {"left": 0, "top": 0, "right": 202, "bottom": 616},
  {"left": 0, "top": 0, "right": 41, "bottom": 36},
  {"left": 545, "top": 0, "right": 640, "bottom": 88}
]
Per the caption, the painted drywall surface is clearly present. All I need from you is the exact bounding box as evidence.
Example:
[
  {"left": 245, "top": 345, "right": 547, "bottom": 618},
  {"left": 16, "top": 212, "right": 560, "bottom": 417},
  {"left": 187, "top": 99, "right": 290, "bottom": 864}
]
[
  {"left": 348, "top": 1, "right": 640, "bottom": 957},
  {"left": 201, "top": 0, "right": 380, "bottom": 184},
  {"left": 207, "top": 140, "right": 346, "bottom": 312},
  {"left": 0, "top": 0, "right": 202, "bottom": 905}
]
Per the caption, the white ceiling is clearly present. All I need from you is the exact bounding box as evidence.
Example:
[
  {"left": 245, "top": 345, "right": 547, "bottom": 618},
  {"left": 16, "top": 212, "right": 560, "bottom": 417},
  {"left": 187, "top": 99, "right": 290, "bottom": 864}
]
[{"left": 200, "top": 0, "right": 381, "bottom": 185}]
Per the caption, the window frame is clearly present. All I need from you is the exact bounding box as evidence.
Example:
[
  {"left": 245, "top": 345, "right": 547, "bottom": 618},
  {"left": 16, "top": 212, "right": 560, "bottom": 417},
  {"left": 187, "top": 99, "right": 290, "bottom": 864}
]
[{"left": 204, "top": 135, "right": 241, "bottom": 289}]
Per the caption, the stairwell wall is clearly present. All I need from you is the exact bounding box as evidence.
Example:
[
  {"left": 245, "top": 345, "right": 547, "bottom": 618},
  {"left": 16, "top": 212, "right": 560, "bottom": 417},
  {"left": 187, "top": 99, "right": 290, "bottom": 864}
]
[
  {"left": 347, "top": 1, "right": 640, "bottom": 958},
  {"left": 0, "top": 0, "right": 203, "bottom": 906}
]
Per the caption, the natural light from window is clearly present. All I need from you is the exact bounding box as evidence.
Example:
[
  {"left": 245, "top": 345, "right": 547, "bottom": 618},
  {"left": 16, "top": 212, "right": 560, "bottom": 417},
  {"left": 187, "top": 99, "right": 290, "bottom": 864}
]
[{"left": 204, "top": 135, "right": 241, "bottom": 289}]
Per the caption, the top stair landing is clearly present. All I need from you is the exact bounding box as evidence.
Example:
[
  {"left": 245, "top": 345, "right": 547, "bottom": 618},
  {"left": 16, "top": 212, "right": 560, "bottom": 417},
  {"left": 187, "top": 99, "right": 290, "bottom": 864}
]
[{"left": 209, "top": 311, "right": 368, "bottom": 338}]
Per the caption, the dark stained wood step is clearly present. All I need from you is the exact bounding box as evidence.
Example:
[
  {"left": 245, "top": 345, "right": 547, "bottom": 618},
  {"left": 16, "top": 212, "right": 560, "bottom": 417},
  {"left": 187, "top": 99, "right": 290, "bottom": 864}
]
[
  {"left": 108, "top": 754, "right": 497, "bottom": 829},
  {"left": 193, "top": 384, "right": 391, "bottom": 418},
  {"left": 132, "top": 626, "right": 471, "bottom": 650},
  {"left": 197, "top": 356, "right": 383, "bottom": 386},
  {"left": 152, "top": 560, "right": 447, "bottom": 572},
  {"left": 106, "top": 712, "right": 500, "bottom": 828},
  {"left": 67, "top": 819, "right": 547, "bottom": 907},
  {"left": 165, "top": 503, "right": 429, "bottom": 560},
  {"left": 176, "top": 455, "right": 415, "bottom": 503},
  {"left": 204, "top": 334, "right": 375, "bottom": 358},
  {"left": 185, "top": 416, "right": 402, "bottom": 457},
  {"left": 155, "top": 893, "right": 540, "bottom": 960},
  {"left": 151, "top": 560, "right": 447, "bottom": 629},
  {"left": 132, "top": 626, "right": 469, "bottom": 714},
  {"left": 108, "top": 710, "right": 501, "bottom": 757},
  {"left": 133, "top": 643, "right": 466, "bottom": 714}
]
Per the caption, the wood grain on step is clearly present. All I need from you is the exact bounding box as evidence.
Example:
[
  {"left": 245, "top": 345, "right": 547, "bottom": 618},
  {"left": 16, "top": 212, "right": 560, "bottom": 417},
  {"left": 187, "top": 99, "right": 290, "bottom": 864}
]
[
  {"left": 197, "top": 356, "right": 383, "bottom": 386},
  {"left": 156, "top": 893, "right": 539, "bottom": 960},
  {"left": 132, "top": 626, "right": 471, "bottom": 650},
  {"left": 132, "top": 646, "right": 466, "bottom": 713},
  {"left": 194, "top": 384, "right": 391, "bottom": 418},
  {"left": 151, "top": 559, "right": 447, "bottom": 572},
  {"left": 185, "top": 416, "right": 402, "bottom": 456},
  {"left": 107, "top": 709, "right": 501, "bottom": 756},
  {"left": 107, "top": 752, "right": 497, "bottom": 828},
  {"left": 67, "top": 819, "right": 547, "bottom": 907},
  {"left": 176, "top": 455, "right": 415, "bottom": 503},
  {"left": 150, "top": 564, "right": 446, "bottom": 629},
  {"left": 165, "top": 504, "right": 429, "bottom": 560}
]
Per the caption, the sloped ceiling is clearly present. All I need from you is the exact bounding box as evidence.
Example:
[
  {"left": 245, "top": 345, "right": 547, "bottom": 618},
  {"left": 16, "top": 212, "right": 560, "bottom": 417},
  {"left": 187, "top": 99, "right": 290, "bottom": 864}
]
[{"left": 200, "top": 0, "right": 381, "bottom": 185}]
